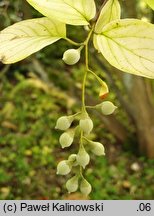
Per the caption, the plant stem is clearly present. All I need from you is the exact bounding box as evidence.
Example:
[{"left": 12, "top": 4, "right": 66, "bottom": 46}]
[
  {"left": 91, "top": 0, "right": 108, "bottom": 22},
  {"left": 65, "top": 37, "right": 84, "bottom": 46},
  {"left": 79, "top": 131, "right": 84, "bottom": 177},
  {"left": 80, "top": 130, "right": 83, "bottom": 148},
  {"left": 82, "top": 136, "right": 91, "bottom": 143},
  {"left": 82, "top": 26, "right": 94, "bottom": 112},
  {"left": 88, "top": 69, "right": 106, "bottom": 86},
  {"left": 71, "top": 112, "right": 81, "bottom": 117},
  {"left": 86, "top": 105, "right": 97, "bottom": 109}
]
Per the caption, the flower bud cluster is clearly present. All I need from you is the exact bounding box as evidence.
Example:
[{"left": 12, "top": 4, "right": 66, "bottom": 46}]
[
  {"left": 55, "top": 111, "right": 105, "bottom": 195},
  {"left": 56, "top": 38, "right": 117, "bottom": 197},
  {"left": 55, "top": 112, "right": 94, "bottom": 151}
]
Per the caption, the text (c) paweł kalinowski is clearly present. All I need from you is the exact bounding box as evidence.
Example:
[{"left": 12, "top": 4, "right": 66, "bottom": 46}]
[{"left": 20, "top": 203, "right": 104, "bottom": 212}]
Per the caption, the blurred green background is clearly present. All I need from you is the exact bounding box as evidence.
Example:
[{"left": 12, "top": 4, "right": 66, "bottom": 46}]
[{"left": 0, "top": 0, "right": 154, "bottom": 200}]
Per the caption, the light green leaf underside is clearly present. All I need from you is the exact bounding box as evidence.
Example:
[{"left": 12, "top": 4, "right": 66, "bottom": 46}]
[
  {"left": 95, "top": 0, "right": 121, "bottom": 33},
  {"left": 144, "top": 0, "right": 154, "bottom": 10},
  {"left": 97, "top": 19, "right": 154, "bottom": 78},
  {"left": 26, "top": 0, "right": 96, "bottom": 26},
  {"left": 0, "top": 17, "right": 66, "bottom": 64},
  {"left": 93, "top": 34, "right": 100, "bottom": 52}
]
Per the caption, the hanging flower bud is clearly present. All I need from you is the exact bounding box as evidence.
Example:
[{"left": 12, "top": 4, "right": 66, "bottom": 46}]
[
  {"left": 55, "top": 116, "right": 74, "bottom": 130},
  {"left": 76, "top": 145, "right": 90, "bottom": 168},
  {"left": 68, "top": 154, "right": 78, "bottom": 166},
  {"left": 68, "top": 154, "right": 77, "bottom": 162},
  {"left": 79, "top": 114, "right": 93, "bottom": 135},
  {"left": 59, "top": 130, "right": 74, "bottom": 148},
  {"left": 56, "top": 160, "right": 71, "bottom": 175},
  {"left": 66, "top": 175, "right": 79, "bottom": 193},
  {"left": 80, "top": 178, "right": 92, "bottom": 196},
  {"left": 101, "top": 101, "right": 117, "bottom": 115},
  {"left": 62, "top": 48, "right": 80, "bottom": 65},
  {"left": 89, "top": 141, "right": 105, "bottom": 156}
]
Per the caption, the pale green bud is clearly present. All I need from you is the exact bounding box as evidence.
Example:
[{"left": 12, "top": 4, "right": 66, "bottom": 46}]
[
  {"left": 62, "top": 49, "right": 80, "bottom": 65},
  {"left": 59, "top": 131, "right": 74, "bottom": 148},
  {"left": 76, "top": 146, "right": 90, "bottom": 168},
  {"left": 79, "top": 116, "right": 93, "bottom": 135},
  {"left": 66, "top": 175, "right": 79, "bottom": 193},
  {"left": 68, "top": 154, "right": 77, "bottom": 162},
  {"left": 55, "top": 116, "right": 74, "bottom": 130},
  {"left": 80, "top": 178, "right": 92, "bottom": 196},
  {"left": 101, "top": 101, "right": 117, "bottom": 115},
  {"left": 68, "top": 154, "right": 78, "bottom": 166},
  {"left": 90, "top": 141, "right": 105, "bottom": 156},
  {"left": 56, "top": 160, "right": 71, "bottom": 175}
]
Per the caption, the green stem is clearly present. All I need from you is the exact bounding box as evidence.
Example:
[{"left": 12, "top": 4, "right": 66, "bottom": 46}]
[
  {"left": 79, "top": 131, "right": 84, "bottom": 177},
  {"left": 82, "top": 136, "right": 91, "bottom": 143},
  {"left": 88, "top": 69, "right": 104, "bottom": 85},
  {"left": 65, "top": 37, "right": 84, "bottom": 46},
  {"left": 86, "top": 105, "right": 97, "bottom": 109},
  {"left": 71, "top": 112, "right": 81, "bottom": 118},
  {"left": 82, "top": 26, "right": 94, "bottom": 113},
  {"left": 80, "top": 166, "right": 84, "bottom": 178},
  {"left": 82, "top": 71, "right": 87, "bottom": 113},
  {"left": 80, "top": 130, "right": 83, "bottom": 148}
]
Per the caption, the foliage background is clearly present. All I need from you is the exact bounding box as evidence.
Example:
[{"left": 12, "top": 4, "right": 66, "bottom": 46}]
[{"left": 0, "top": 0, "right": 154, "bottom": 199}]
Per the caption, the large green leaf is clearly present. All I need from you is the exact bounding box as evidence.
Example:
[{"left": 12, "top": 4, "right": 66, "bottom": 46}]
[
  {"left": 0, "top": 17, "right": 66, "bottom": 64},
  {"left": 26, "top": 0, "right": 96, "bottom": 26},
  {"left": 144, "top": 0, "right": 154, "bottom": 10},
  {"left": 95, "top": 0, "right": 121, "bottom": 33},
  {"left": 97, "top": 19, "right": 154, "bottom": 78}
]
